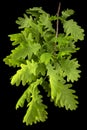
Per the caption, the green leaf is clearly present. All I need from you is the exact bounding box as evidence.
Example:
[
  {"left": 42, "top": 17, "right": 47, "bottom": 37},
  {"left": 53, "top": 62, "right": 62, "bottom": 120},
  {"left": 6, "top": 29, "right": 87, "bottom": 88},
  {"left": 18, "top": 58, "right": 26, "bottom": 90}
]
[
  {"left": 56, "top": 34, "right": 79, "bottom": 58},
  {"left": 26, "top": 7, "right": 46, "bottom": 17},
  {"left": 16, "top": 86, "right": 31, "bottom": 109},
  {"left": 11, "top": 60, "right": 38, "bottom": 86},
  {"left": 47, "top": 64, "right": 78, "bottom": 110},
  {"left": 47, "top": 64, "right": 62, "bottom": 101},
  {"left": 38, "top": 13, "right": 55, "bottom": 32},
  {"left": 60, "top": 57, "right": 81, "bottom": 82},
  {"left": 16, "top": 78, "right": 43, "bottom": 109},
  {"left": 8, "top": 33, "right": 25, "bottom": 46},
  {"left": 57, "top": 84, "right": 78, "bottom": 110},
  {"left": 16, "top": 14, "right": 33, "bottom": 29},
  {"left": 23, "top": 97, "right": 48, "bottom": 125},
  {"left": 40, "top": 52, "right": 53, "bottom": 65},
  {"left": 61, "top": 9, "right": 75, "bottom": 19},
  {"left": 3, "top": 29, "right": 41, "bottom": 67},
  {"left": 63, "top": 19, "right": 84, "bottom": 41},
  {"left": 23, "top": 81, "right": 48, "bottom": 125},
  {"left": 16, "top": 78, "right": 48, "bottom": 125},
  {"left": 3, "top": 55, "right": 25, "bottom": 67}
]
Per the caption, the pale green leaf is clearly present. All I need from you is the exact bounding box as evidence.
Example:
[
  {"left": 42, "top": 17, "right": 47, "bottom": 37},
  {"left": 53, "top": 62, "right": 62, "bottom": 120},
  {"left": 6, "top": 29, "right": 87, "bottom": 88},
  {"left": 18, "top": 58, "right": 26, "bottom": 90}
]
[
  {"left": 16, "top": 86, "right": 31, "bottom": 109},
  {"left": 23, "top": 86, "right": 48, "bottom": 125},
  {"left": 11, "top": 60, "right": 38, "bottom": 86},
  {"left": 26, "top": 7, "right": 46, "bottom": 15},
  {"left": 57, "top": 84, "right": 78, "bottom": 110},
  {"left": 16, "top": 78, "right": 43, "bottom": 109},
  {"left": 60, "top": 57, "right": 81, "bottom": 82},
  {"left": 38, "top": 13, "right": 55, "bottom": 32},
  {"left": 61, "top": 9, "right": 75, "bottom": 19},
  {"left": 47, "top": 64, "right": 62, "bottom": 102},
  {"left": 8, "top": 33, "right": 25, "bottom": 46},
  {"left": 47, "top": 63, "right": 78, "bottom": 110},
  {"left": 26, "top": 60, "right": 38, "bottom": 75},
  {"left": 3, "top": 55, "right": 25, "bottom": 67},
  {"left": 63, "top": 19, "right": 84, "bottom": 41},
  {"left": 4, "top": 31, "right": 41, "bottom": 67},
  {"left": 16, "top": 14, "right": 33, "bottom": 29},
  {"left": 57, "top": 34, "right": 79, "bottom": 58}
]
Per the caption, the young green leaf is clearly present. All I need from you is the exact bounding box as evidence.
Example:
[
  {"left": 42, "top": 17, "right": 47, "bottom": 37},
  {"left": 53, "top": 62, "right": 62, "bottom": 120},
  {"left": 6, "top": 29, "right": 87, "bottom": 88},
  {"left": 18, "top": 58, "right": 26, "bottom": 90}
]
[
  {"left": 11, "top": 60, "right": 37, "bottom": 86},
  {"left": 61, "top": 8, "right": 75, "bottom": 19},
  {"left": 23, "top": 79, "right": 47, "bottom": 125},
  {"left": 63, "top": 19, "right": 84, "bottom": 41},
  {"left": 60, "top": 57, "right": 81, "bottom": 82},
  {"left": 23, "top": 93, "right": 48, "bottom": 125},
  {"left": 40, "top": 52, "right": 53, "bottom": 65},
  {"left": 56, "top": 84, "right": 78, "bottom": 110}
]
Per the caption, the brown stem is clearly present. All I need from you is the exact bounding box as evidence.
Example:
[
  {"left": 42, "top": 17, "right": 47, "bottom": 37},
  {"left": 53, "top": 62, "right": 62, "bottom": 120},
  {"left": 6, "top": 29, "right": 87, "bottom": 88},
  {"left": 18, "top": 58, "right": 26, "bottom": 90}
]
[
  {"left": 53, "top": 2, "right": 61, "bottom": 55},
  {"left": 56, "top": 2, "right": 61, "bottom": 38}
]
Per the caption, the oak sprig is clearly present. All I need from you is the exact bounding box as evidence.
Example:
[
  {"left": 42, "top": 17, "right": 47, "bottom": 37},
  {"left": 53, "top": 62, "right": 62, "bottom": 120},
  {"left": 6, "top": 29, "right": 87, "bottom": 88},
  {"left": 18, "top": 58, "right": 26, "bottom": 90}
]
[{"left": 3, "top": 7, "right": 85, "bottom": 125}]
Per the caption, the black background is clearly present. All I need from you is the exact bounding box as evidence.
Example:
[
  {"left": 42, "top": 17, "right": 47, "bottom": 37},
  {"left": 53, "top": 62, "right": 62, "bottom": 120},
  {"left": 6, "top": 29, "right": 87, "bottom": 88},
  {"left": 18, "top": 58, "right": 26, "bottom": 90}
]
[{"left": 0, "top": 0, "right": 87, "bottom": 129}]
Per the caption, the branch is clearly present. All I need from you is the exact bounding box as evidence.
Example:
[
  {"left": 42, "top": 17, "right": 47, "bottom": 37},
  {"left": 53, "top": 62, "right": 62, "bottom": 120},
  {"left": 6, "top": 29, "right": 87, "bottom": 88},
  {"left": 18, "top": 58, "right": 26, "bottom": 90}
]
[
  {"left": 56, "top": 2, "right": 61, "bottom": 37},
  {"left": 53, "top": 2, "right": 61, "bottom": 54}
]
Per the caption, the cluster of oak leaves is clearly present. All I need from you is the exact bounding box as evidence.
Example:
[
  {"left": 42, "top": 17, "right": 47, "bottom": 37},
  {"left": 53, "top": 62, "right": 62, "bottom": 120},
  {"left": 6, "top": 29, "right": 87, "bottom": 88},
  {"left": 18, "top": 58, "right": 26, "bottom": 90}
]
[{"left": 3, "top": 7, "right": 85, "bottom": 125}]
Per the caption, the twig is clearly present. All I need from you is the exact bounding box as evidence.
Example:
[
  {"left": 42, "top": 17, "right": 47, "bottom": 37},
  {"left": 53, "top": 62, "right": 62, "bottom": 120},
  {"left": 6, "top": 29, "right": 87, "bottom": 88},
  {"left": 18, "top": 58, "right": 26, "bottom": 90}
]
[
  {"left": 56, "top": 2, "right": 61, "bottom": 38},
  {"left": 53, "top": 2, "right": 61, "bottom": 55}
]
